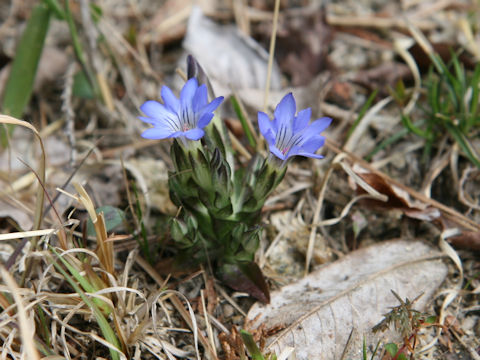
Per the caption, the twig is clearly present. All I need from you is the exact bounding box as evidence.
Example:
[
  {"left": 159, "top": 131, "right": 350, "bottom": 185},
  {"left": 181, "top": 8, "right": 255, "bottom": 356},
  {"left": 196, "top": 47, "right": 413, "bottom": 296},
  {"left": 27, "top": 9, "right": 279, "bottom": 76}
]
[
  {"left": 62, "top": 62, "right": 76, "bottom": 166},
  {"left": 263, "top": 0, "right": 281, "bottom": 113}
]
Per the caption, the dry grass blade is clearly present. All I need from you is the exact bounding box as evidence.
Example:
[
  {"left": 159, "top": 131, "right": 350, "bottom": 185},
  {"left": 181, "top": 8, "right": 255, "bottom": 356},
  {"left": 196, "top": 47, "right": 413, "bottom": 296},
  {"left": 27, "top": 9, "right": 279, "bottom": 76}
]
[
  {"left": 458, "top": 167, "right": 480, "bottom": 210},
  {"left": 304, "top": 154, "right": 341, "bottom": 275},
  {"left": 394, "top": 38, "right": 421, "bottom": 115},
  {"left": 152, "top": 289, "right": 200, "bottom": 360},
  {"left": 326, "top": 14, "right": 436, "bottom": 30},
  {"left": 263, "top": 0, "right": 281, "bottom": 113},
  {"left": 135, "top": 255, "right": 218, "bottom": 359},
  {"left": 200, "top": 289, "right": 217, "bottom": 358},
  {"left": 343, "top": 96, "right": 392, "bottom": 153},
  {"left": 458, "top": 17, "right": 480, "bottom": 61},
  {"left": 326, "top": 139, "right": 480, "bottom": 231},
  {"left": 419, "top": 229, "right": 464, "bottom": 354},
  {"left": 305, "top": 154, "right": 391, "bottom": 274},
  {"left": 0, "top": 229, "right": 55, "bottom": 241},
  {"left": 0, "top": 115, "right": 47, "bottom": 282},
  {"left": 0, "top": 266, "right": 40, "bottom": 360},
  {"left": 0, "top": 115, "right": 46, "bottom": 231},
  {"left": 73, "top": 183, "right": 114, "bottom": 276}
]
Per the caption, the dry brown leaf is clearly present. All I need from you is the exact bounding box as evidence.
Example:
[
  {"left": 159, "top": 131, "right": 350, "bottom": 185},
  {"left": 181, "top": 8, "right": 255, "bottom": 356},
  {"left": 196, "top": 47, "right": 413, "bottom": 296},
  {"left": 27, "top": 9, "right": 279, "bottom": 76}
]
[
  {"left": 246, "top": 239, "right": 448, "bottom": 360},
  {"left": 447, "top": 231, "right": 480, "bottom": 252},
  {"left": 349, "top": 166, "right": 441, "bottom": 221},
  {"left": 0, "top": 198, "right": 33, "bottom": 230}
]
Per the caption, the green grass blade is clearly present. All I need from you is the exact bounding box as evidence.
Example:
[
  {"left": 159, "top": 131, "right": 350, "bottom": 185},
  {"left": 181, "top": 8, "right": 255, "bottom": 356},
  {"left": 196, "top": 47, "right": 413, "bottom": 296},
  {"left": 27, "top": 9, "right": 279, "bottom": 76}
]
[
  {"left": 401, "top": 114, "right": 428, "bottom": 138},
  {"left": 467, "top": 63, "right": 480, "bottom": 131},
  {"left": 451, "top": 51, "right": 466, "bottom": 90},
  {"left": 363, "top": 336, "right": 367, "bottom": 360},
  {"left": 366, "top": 121, "right": 421, "bottom": 163},
  {"left": 49, "top": 248, "right": 122, "bottom": 360},
  {"left": 42, "top": 0, "right": 65, "bottom": 19},
  {"left": 240, "top": 329, "right": 265, "bottom": 360},
  {"left": 446, "top": 123, "right": 480, "bottom": 168},
  {"left": 427, "top": 73, "right": 439, "bottom": 115},
  {"left": 429, "top": 53, "right": 445, "bottom": 75},
  {"left": 370, "top": 340, "right": 381, "bottom": 360},
  {"left": 63, "top": 0, "right": 97, "bottom": 95},
  {"left": 346, "top": 89, "right": 378, "bottom": 141},
  {"left": 132, "top": 181, "right": 151, "bottom": 263},
  {"left": 1, "top": 3, "right": 51, "bottom": 145},
  {"left": 49, "top": 247, "right": 111, "bottom": 314},
  {"left": 230, "top": 95, "right": 257, "bottom": 147},
  {"left": 36, "top": 305, "right": 51, "bottom": 347}
]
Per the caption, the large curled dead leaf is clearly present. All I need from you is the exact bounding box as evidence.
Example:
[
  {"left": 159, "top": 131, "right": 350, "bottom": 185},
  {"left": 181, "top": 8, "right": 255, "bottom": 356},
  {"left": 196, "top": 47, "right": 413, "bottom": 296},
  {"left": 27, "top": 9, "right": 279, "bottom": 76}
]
[
  {"left": 182, "top": 6, "right": 282, "bottom": 93},
  {"left": 246, "top": 239, "right": 448, "bottom": 360},
  {"left": 348, "top": 164, "right": 441, "bottom": 222}
]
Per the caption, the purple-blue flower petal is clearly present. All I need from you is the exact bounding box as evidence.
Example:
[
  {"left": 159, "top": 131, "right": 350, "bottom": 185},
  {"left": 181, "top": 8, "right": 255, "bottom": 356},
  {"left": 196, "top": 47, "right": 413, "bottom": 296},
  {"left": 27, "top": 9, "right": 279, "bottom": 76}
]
[
  {"left": 305, "top": 117, "right": 332, "bottom": 136},
  {"left": 269, "top": 146, "right": 287, "bottom": 161},
  {"left": 200, "top": 96, "right": 224, "bottom": 115},
  {"left": 139, "top": 116, "right": 157, "bottom": 125},
  {"left": 296, "top": 152, "right": 324, "bottom": 159},
  {"left": 192, "top": 84, "right": 208, "bottom": 113},
  {"left": 285, "top": 142, "right": 324, "bottom": 159},
  {"left": 161, "top": 86, "right": 180, "bottom": 113},
  {"left": 139, "top": 77, "right": 224, "bottom": 142},
  {"left": 197, "top": 113, "right": 214, "bottom": 128},
  {"left": 257, "top": 93, "right": 331, "bottom": 161},
  {"left": 301, "top": 135, "right": 325, "bottom": 153},
  {"left": 141, "top": 127, "right": 174, "bottom": 139},
  {"left": 294, "top": 108, "right": 311, "bottom": 132},
  {"left": 258, "top": 112, "right": 273, "bottom": 139},
  {"left": 140, "top": 100, "right": 170, "bottom": 119},
  {"left": 263, "top": 129, "right": 276, "bottom": 146},
  {"left": 273, "top": 93, "right": 296, "bottom": 130},
  {"left": 180, "top": 78, "right": 198, "bottom": 107},
  {"left": 184, "top": 128, "right": 205, "bottom": 140}
]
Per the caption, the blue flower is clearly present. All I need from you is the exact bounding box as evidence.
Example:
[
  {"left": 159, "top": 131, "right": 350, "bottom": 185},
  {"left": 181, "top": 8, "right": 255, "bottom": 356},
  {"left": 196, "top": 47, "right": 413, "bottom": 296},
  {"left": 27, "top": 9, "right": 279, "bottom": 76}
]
[
  {"left": 258, "top": 93, "right": 331, "bottom": 161},
  {"left": 140, "top": 78, "right": 224, "bottom": 141}
]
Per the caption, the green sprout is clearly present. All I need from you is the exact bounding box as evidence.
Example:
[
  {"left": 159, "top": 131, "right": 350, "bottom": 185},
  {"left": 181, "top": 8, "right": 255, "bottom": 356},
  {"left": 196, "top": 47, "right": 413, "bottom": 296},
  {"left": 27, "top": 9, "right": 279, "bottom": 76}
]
[
  {"left": 401, "top": 51, "right": 480, "bottom": 168},
  {"left": 373, "top": 291, "right": 442, "bottom": 360}
]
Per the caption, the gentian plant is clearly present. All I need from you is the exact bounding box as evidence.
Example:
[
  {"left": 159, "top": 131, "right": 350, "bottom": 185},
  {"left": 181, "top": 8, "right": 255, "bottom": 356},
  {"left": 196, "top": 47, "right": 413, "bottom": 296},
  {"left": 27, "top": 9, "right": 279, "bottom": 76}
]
[{"left": 139, "top": 58, "right": 331, "bottom": 302}]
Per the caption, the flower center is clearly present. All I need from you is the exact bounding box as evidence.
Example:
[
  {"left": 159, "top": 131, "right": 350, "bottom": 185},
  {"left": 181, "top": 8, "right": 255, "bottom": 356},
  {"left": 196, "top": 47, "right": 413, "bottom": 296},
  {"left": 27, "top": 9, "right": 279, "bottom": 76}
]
[{"left": 275, "top": 124, "right": 303, "bottom": 157}]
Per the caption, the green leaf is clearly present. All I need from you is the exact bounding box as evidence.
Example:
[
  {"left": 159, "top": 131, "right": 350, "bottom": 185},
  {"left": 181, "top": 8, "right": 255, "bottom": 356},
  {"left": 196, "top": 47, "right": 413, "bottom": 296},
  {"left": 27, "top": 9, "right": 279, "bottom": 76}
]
[
  {"left": 86, "top": 206, "right": 125, "bottom": 237},
  {"left": 1, "top": 3, "right": 51, "bottom": 145},
  {"left": 73, "top": 70, "right": 96, "bottom": 99},
  {"left": 206, "top": 114, "right": 235, "bottom": 175},
  {"left": 240, "top": 330, "right": 265, "bottom": 360},
  {"left": 384, "top": 343, "right": 398, "bottom": 357},
  {"left": 425, "top": 315, "right": 437, "bottom": 324}
]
